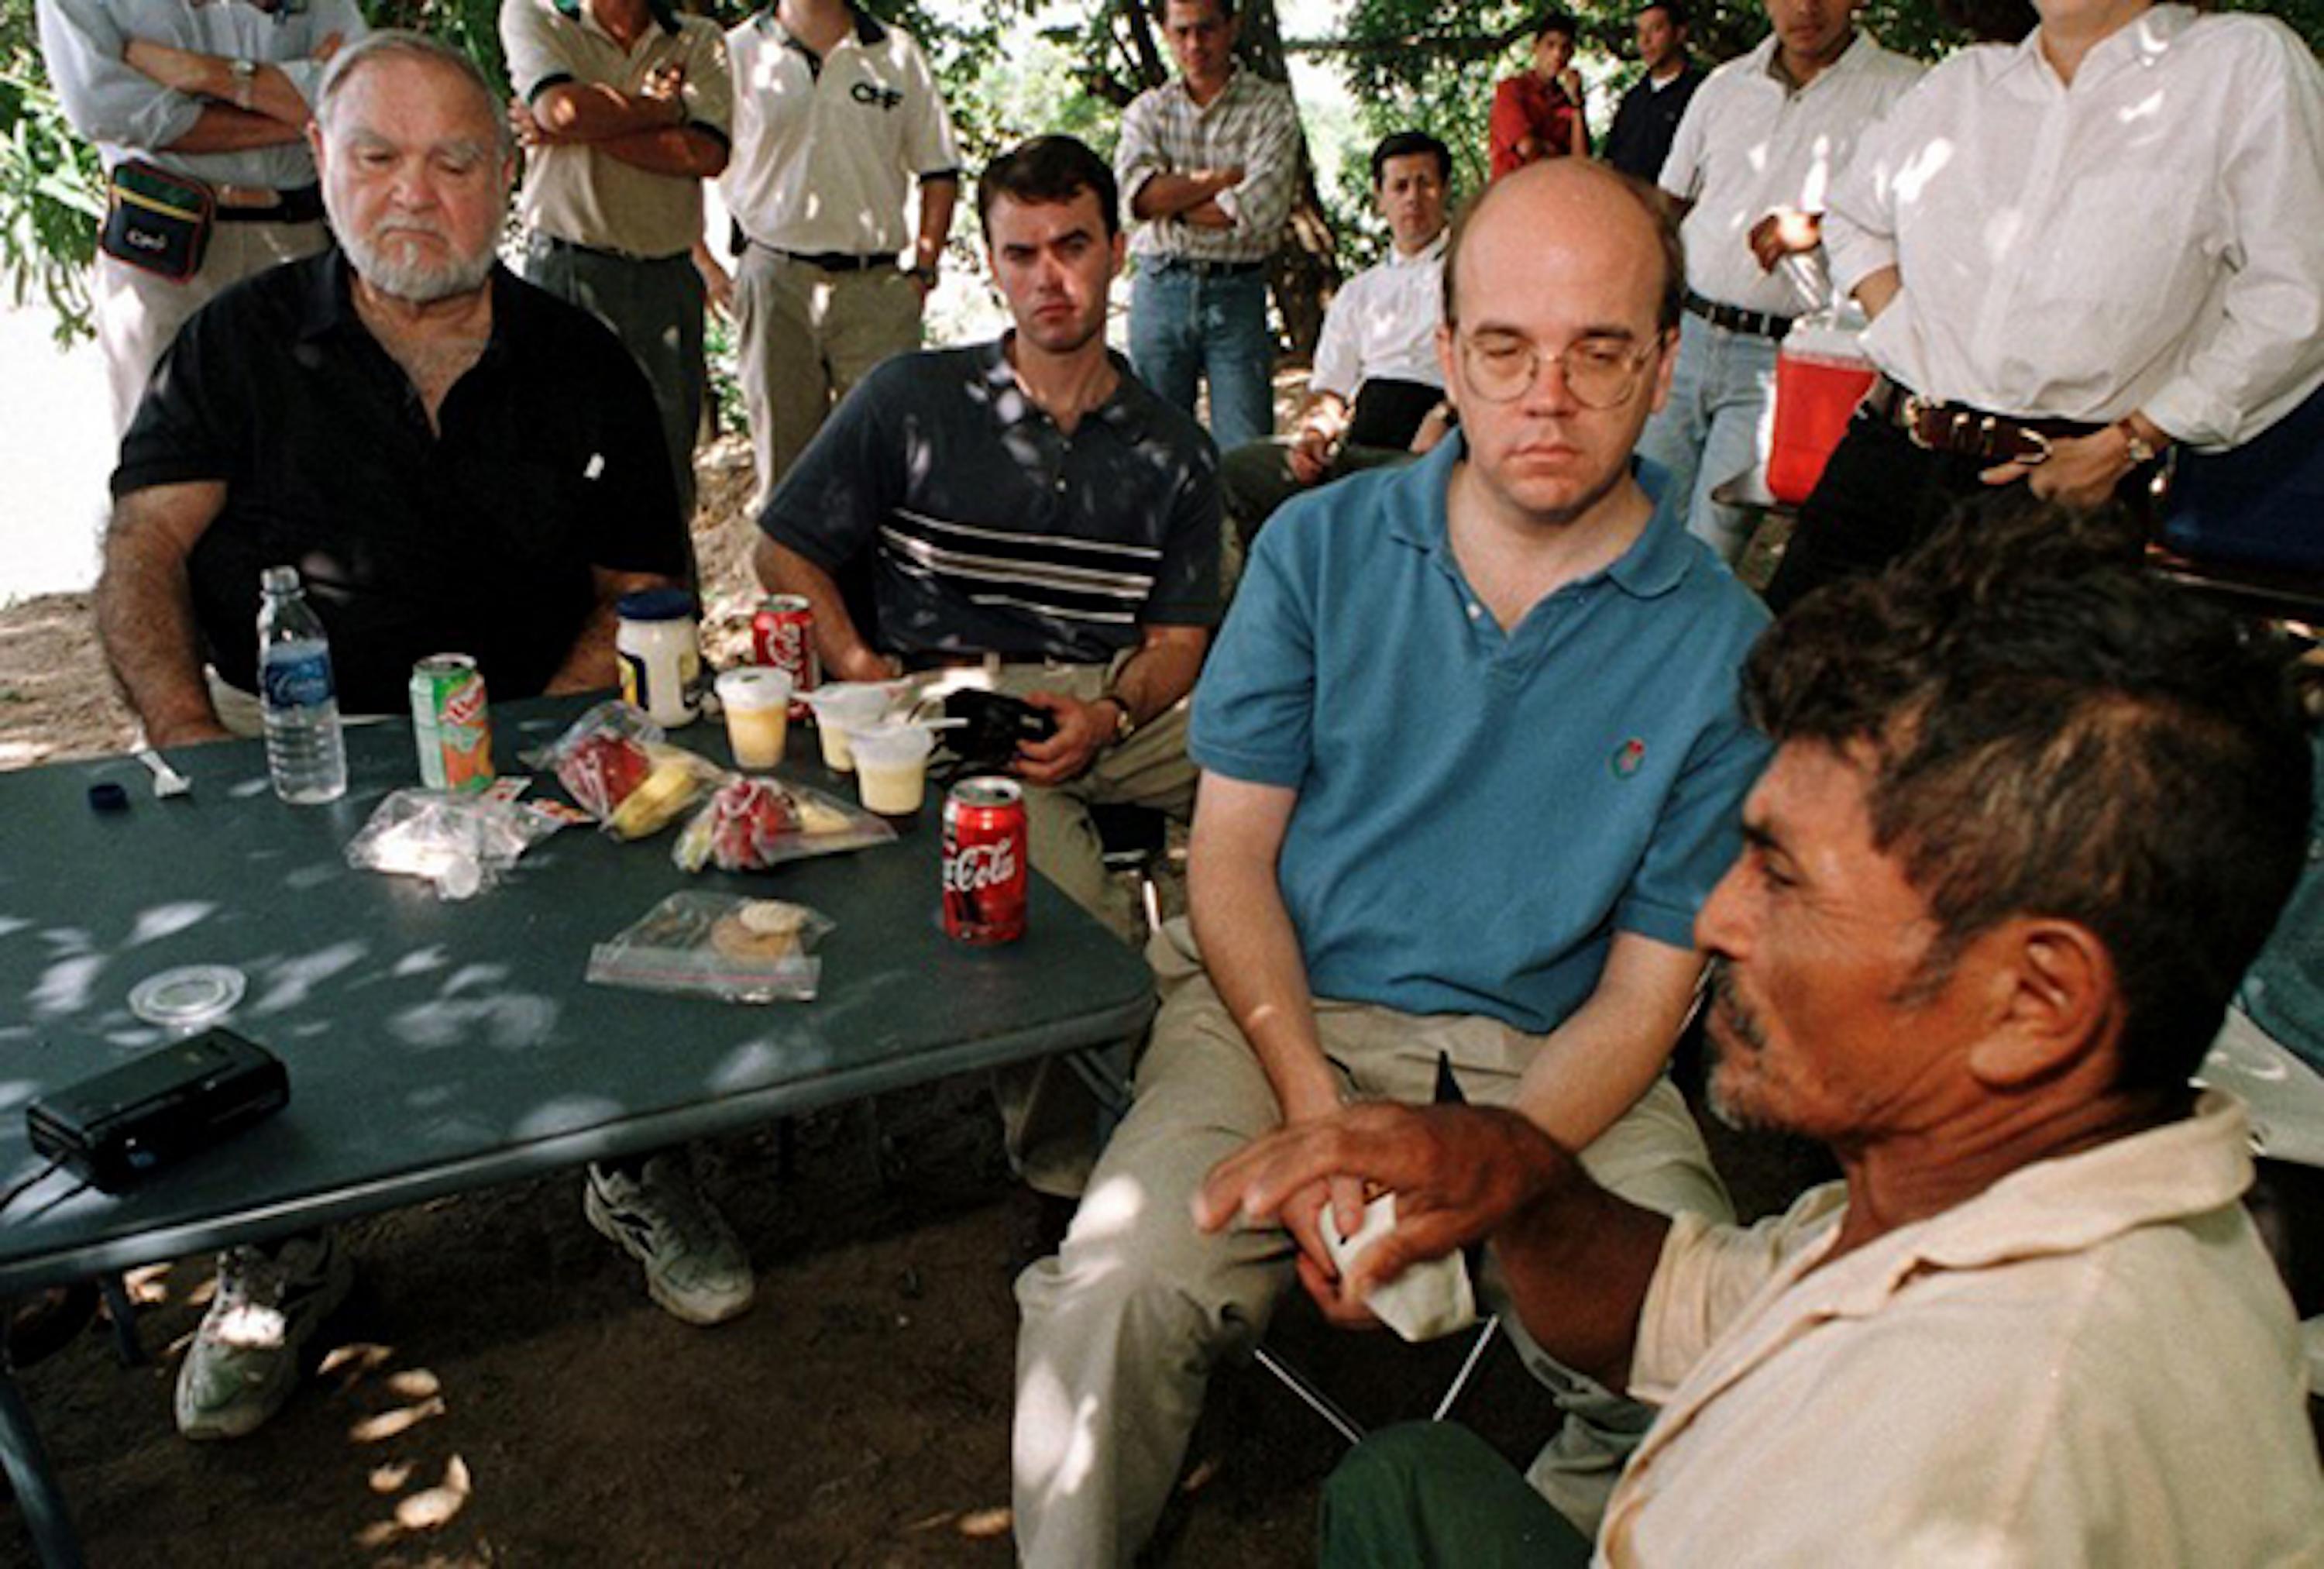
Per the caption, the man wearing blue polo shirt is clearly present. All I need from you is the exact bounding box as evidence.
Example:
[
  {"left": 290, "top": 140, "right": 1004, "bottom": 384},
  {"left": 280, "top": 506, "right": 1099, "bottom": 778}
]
[{"left": 1012, "top": 159, "right": 1771, "bottom": 1566}]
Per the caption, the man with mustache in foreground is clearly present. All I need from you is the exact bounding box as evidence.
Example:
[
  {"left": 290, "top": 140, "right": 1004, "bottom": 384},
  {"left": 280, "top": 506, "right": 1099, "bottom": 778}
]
[
  {"left": 1199, "top": 504, "right": 2324, "bottom": 1564},
  {"left": 95, "top": 30, "right": 686, "bottom": 1440}
]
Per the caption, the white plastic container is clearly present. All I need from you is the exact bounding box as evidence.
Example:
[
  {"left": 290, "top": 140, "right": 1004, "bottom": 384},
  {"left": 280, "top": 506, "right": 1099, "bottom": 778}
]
[
  {"left": 850, "top": 722, "right": 937, "bottom": 816},
  {"left": 803, "top": 682, "right": 898, "bottom": 772},
  {"left": 716, "top": 666, "right": 793, "bottom": 769},
  {"left": 616, "top": 588, "right": 701, "bottom": 728}
]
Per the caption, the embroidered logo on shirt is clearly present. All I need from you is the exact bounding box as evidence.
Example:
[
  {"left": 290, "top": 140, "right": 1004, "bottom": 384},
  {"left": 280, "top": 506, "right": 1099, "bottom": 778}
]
[{"left": 1611, "top": 738, "right": 1646, "bottom": 779}]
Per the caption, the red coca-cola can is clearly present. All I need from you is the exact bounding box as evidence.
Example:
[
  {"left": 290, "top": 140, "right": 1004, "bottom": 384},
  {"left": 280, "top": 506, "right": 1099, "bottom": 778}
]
[
  {"left": 943, "top": 776, "right": 1028, "bottom": 944},
  {"left": 750, "top": 594, "right": 819, "bottom": 720}
]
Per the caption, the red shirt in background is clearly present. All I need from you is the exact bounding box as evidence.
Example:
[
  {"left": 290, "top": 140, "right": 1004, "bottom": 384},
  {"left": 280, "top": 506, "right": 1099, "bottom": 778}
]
[{"left": 1489, "top": 74, "right": 1588, "bottom": 179}]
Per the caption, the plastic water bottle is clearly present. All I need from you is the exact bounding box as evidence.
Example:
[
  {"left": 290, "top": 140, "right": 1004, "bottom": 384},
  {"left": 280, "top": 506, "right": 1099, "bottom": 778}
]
[{"left": 256, "top": 565, "right": 347, "bottom": 804}]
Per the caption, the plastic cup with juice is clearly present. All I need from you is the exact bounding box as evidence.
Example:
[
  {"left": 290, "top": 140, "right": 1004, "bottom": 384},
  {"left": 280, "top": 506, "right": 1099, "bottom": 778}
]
[
  {"left": 849, "top": 722, "right": 938, "bottom": 816},
  {"left": 804, "top": 682, "right": 897, "bottom": 772},
  {"left": 716, "top": 666, "right": 793, "bottom": 769}
]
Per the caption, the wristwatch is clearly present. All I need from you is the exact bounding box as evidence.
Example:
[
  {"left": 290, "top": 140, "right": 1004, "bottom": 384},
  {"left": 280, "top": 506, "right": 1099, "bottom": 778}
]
[
  {"left": 906, "top": 263, "right": 939, "bottom": 288},
  {"left": 2116, "top": 419, "right": 2163, "bottom": 466},
  {"left": 229, "top": 57, "right": 257, "bottom": 112},
  {"left": 1099, "top": 693, "right": 1137, "bottom": 747}
]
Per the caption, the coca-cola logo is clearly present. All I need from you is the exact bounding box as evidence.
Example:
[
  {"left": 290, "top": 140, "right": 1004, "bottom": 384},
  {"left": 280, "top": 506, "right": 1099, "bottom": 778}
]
[{"left": 944, "top": 841, "right": 1017, "bottom": 893}]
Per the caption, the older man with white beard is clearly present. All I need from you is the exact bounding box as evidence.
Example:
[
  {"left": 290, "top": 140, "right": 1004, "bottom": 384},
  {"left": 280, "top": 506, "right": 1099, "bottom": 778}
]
[{"left": 92, "top": 29, "right": 688, "bottom": 1443}]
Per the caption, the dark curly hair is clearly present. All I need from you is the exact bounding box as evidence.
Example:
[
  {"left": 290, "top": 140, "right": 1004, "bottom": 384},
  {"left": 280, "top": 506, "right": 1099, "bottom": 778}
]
[{"left": 1745, "top": 495, "right": 2312, "bottom": 1091}]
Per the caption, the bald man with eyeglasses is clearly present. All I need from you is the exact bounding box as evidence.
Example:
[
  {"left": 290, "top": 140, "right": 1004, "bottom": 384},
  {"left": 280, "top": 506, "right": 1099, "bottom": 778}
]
[{"left": 1012, "top": 159, "right": 1771, "bottom": 1566}]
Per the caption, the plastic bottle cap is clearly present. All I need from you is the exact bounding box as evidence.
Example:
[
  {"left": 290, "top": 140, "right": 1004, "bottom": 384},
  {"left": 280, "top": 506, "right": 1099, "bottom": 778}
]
[
  {"left": 617, "top": 587, "right": 697, "bottom": 622},
  {"left": 128, "top": 965, "right": 248, "bottom": 1030},
  {"left": 87, "top": 782, "right": 130, "bottom": 812}
]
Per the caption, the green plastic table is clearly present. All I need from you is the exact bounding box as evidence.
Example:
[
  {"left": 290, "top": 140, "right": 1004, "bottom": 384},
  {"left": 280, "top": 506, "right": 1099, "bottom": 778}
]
[{"left": 0, "top": 697, "right": 1153, "bottom": 1567}]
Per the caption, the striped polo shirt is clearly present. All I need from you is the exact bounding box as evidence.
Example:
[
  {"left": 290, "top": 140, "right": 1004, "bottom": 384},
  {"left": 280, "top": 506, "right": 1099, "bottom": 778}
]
[{"left": 760, "top": 339, "right": 1222, "bottom": 662}]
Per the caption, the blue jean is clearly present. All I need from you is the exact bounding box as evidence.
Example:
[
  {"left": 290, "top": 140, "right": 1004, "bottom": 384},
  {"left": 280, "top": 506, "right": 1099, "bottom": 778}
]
[
  {"left": 1635, "top": 310, "right": 1779, "bottom": 563},
  {"left": 1128, "top": 262, "right": 1274, "bottom": 451}
]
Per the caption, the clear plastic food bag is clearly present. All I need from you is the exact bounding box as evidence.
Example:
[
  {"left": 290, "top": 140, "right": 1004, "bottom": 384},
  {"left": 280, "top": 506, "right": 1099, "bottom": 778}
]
[
  {"left": 345, "top": 788, "right": 565, "bottom": 900},
  {"left": 585, "top": 893, "right": 833, "bottom": 1003},
  {"left": 521, "top": 700, "right": 725, "bottom": 840},
  {"left": 672, "top": 776, "right": 897, "bottom": 873}
]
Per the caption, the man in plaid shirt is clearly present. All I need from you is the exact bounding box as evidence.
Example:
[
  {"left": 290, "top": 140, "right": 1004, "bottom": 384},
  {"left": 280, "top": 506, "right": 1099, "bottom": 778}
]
[{"left": 1114, "top": 0, "right": 1300, "bottom": 451}]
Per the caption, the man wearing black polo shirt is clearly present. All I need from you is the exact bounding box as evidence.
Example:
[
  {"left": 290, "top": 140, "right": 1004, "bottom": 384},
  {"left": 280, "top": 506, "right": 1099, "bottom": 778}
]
[
  {"left": 1601, "top": 2, "right": 1705, "bottom": 184},
  {"left": 99, "top": 30, "right": 687, "bottom": 748},
  {"left": 92, "top": 33, "right": 690, "bottom": 1442},
  {"left": 758, "top": 132, "right": 1219, "bottom": 1196}
]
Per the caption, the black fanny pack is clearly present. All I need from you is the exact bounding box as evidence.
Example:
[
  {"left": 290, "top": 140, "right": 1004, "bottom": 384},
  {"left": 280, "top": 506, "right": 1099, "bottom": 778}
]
[{"left": 101, "top": 161, "right": 213, "bottom": 282}]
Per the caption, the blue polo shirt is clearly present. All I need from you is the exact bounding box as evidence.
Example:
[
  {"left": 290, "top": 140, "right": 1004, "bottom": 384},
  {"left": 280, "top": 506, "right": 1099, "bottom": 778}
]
[{"left": 1190, "top": 436, "right": 1772, "bottom": 1033}]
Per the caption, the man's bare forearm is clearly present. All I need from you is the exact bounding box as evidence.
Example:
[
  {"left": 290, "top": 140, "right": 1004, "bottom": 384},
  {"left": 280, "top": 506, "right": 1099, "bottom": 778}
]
[
  {"left": 1508, "top": 933, "right": 1703, "bottom": 1152},
  {"left": 1852, "top": 264, "right": 1902, "bottom": 319},
  {"left": 1105, "top": 628, "right": 1205, "bottom": 727},
  {"left": 545, "top": 568, "right": 679, "bottom": 694},
  {"left": 96, "top": 486, "right": 231, "bottom": 745},
  {"left": 1492, "top": 1159, "right": 1672, "bottom": 1394},
  {"left": 1131, "top": 169, "right": 1238, "bottom": 221},
  {"left": 755, "top": 538, "right": 889, "bottom": 680},
  {"left": 593, "top": 126, "right": 727, "bottom": 179},
  {"left": 162, "top": 105, "right": 308, "bottom": 153},
  {"left": 529, "top": 83, "right": 683, "bottom": 144},
  {"left": 913, "top": 177, "right": 957, "bottom": 273},
  {"left": 1188, "top": 779, "right": 1339, "bottom": 1122}
]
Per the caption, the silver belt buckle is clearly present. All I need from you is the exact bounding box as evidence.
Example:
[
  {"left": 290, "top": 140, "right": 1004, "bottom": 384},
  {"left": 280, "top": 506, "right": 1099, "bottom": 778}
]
[{"left": 1900, "top": 393, "right": 1936, "bottom": 451}]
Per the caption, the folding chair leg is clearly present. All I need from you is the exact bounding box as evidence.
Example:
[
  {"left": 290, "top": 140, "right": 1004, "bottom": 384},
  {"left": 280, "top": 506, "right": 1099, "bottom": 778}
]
[
  {"left": 98, "top": 1276, "right": 142, "bottom": 1368},
  {"left": 1252, "top": 1341, "right": 1368, "bottom": 1447},
  {"left": 1431, "top": 1315, "right": 1499, "bottom": 1423}
]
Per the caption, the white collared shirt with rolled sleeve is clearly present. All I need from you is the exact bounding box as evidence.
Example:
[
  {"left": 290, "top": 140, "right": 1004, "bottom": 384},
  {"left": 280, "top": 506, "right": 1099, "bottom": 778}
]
[
  {"left": 1308, "top": 229, "right": 1446, "bottom": 404},
  {"left": 1823, "top": 5, "right": 2324, "bottom": 448},
  {"left": 1116, "top": 67, "right": 1301, "bottom": 266},
  {"left": 1659, "top": 32, "right": 1922, "bottom": 316},
  {"left": 1598, "top": 1092, "right": 2324, "bottom": 1566}
]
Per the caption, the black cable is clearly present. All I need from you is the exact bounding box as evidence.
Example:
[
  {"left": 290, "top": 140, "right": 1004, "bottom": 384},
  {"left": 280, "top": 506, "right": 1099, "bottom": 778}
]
[{"left": 0, "top": 1155, "right": 67, "bottom": 1219}]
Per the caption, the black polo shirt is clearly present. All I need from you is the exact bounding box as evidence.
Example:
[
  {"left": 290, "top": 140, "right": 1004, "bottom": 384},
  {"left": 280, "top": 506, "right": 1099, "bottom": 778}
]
[
  {"left": 114, "top": 248, "right": 688, "bottom": 712},
  {"left": 1604, "top": 63, "right": 1707, "bottom": 184},
  {"left": 760, "top": 339, "right": 1221, "bottom": 664}
]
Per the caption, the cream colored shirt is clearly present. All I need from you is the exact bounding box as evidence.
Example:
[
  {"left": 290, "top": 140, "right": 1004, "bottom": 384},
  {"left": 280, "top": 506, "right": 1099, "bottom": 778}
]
[
  {"left": 1823, "top": 5, "right": 2324, "bottom": 448},
  {"left": 1602, "top": 1093, "right": 2324, "bottom": 1566},
  {"left": 502, "top": 0, "right": 731, "bottom": 260}
]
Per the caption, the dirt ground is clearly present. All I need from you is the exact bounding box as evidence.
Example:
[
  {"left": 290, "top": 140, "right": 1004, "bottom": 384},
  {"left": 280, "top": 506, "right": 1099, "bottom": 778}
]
[{"left": 0, "top": 437, "right": 1829, "bottom": 1567}]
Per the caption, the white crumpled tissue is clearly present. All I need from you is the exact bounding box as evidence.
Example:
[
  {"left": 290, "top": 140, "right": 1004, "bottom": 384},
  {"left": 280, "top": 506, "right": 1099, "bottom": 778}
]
[{"left": 1320, "top": 1191, "right": 1477, "bottom": 1343}]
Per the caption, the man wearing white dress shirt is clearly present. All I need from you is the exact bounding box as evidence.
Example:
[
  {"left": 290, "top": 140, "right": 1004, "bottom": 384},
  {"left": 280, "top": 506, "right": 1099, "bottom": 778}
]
[
  {"left": 1218, "top": 131, "right": 1451, "bottom": 548},
  {"left": 1765, "top": 0, "right": 2324, "bottom": 611},
  {"left": 1634, "top": 0, "right": 1920, "bottom": 563}
]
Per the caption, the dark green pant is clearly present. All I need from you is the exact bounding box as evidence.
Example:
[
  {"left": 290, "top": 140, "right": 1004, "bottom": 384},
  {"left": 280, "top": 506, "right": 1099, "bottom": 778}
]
[{"left": 1320, "top": 1422, "right": 1597, "bottom": 1569}]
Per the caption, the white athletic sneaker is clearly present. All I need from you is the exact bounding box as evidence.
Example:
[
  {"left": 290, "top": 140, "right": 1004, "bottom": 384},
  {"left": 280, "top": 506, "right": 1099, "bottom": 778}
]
[
  {"left": 585, "top": 1154, "right": 755, "bottom": 1326},
  {"left": 174, "top": 1229, "right": 353, "bottom": 1440}
]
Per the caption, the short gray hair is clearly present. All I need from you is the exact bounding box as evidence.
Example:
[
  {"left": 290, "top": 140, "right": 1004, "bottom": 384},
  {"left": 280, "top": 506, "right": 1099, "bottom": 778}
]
[{"left": 315, "top": 30, "right": 514, "bottom": 163}]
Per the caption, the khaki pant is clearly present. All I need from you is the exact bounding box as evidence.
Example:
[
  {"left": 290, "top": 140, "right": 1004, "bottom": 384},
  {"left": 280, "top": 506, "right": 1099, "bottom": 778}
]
[
  {"left": 1012, "top": 920, "right": 1733, "bottom": 1567},
  {"left": 982, "top": 658, "right": 1197, "bottom": 1197},
  {"left": 98, "top": 219, "right": 330, "bottom": 439},
  {"left": 733, "top": 247, "right": 921, "bottom": 506}
]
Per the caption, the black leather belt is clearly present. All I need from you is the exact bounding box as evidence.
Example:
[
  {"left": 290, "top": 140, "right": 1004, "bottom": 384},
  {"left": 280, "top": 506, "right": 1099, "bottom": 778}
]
[
  {"left": 213, "top": 182, "right": 323, "bottom": 225},
  {"left": 1862, "top": 376, "right": 2102, "bottom": 466},
  {"left": 1150, "top": 256, "right": 1267, "bottom": 277},
  {"left": 1683, "top": 290, "right": 1793, "bottom": 340},
  {"left": 535, "top": 233, "right": 686, "bottom": 265},
  {"left": 773, "top": 248, "right": 898, "bottom": 273}
]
